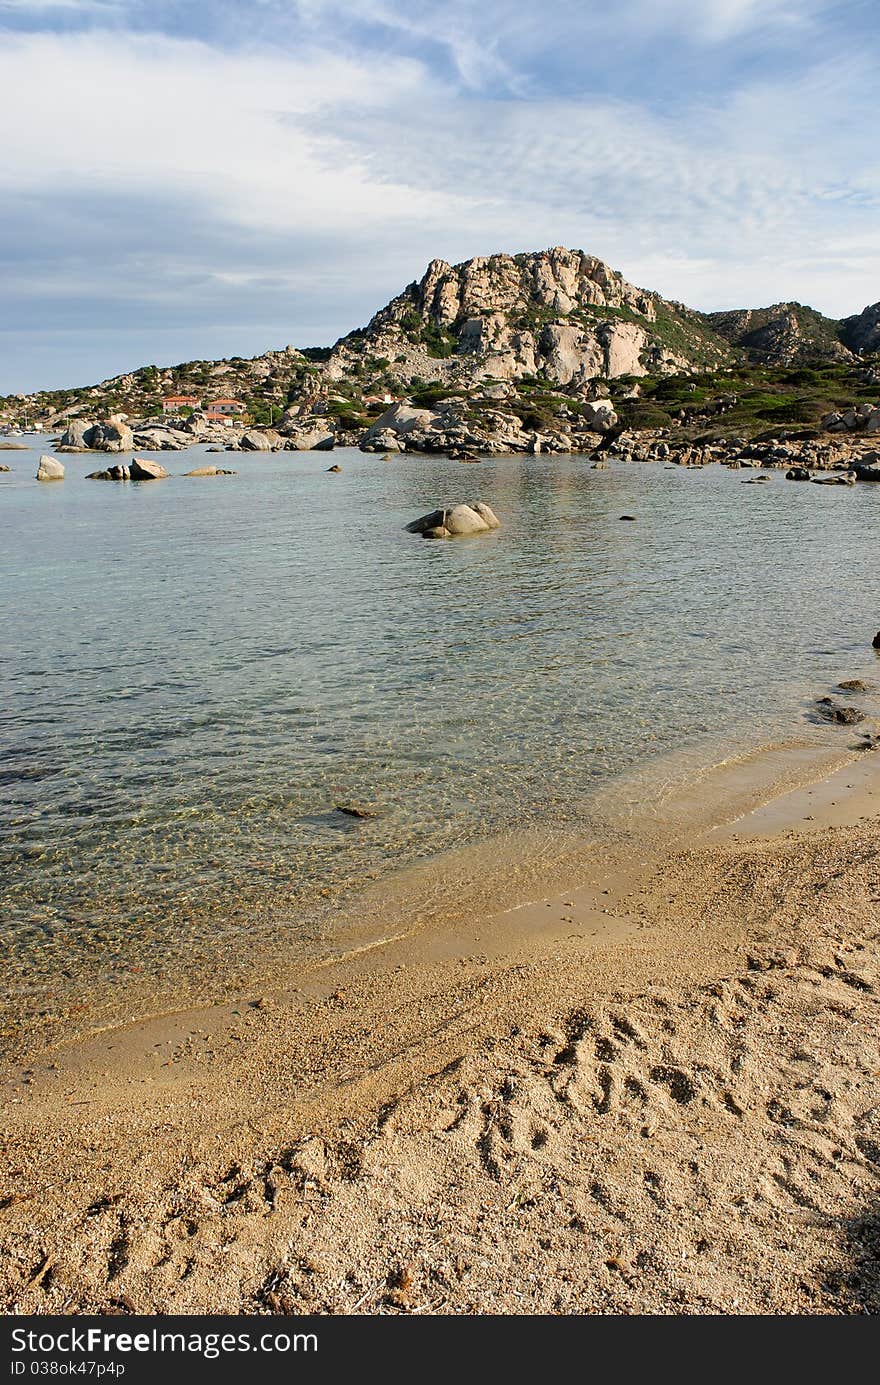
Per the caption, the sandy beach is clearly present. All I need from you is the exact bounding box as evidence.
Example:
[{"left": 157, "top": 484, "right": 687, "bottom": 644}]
[{"left": 2, "top": 744, "right": 880, "bottom": 1315}]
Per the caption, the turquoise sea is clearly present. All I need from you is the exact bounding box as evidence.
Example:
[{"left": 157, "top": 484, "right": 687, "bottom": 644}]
[{"left": 2, "top": 439, "right": 879, "bottom": 1033}]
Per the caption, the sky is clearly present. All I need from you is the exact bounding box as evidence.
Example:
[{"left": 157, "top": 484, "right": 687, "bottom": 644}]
[{"left": 1, "top": 0, "right": 878, "bottom": 391}]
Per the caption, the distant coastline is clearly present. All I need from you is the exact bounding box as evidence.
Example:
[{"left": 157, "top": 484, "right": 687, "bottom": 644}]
[{"left": 2, "top": 249, "right": 878, "bottom": 467}]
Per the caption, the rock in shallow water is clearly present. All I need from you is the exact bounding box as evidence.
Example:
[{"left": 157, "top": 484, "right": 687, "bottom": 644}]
[
  {"left": 405, "top": 502, "right": 501, "bottom": 538},
  {"left": 129, "top": 458, "right": 169, "bottom": 480},
  {"left": 87, "top": 463, "right": 130, "bottom": 480},
  {"left": 36, "top": 455, "right": 64, "bottom": 481},
  {"left": 810, "top": 471, "right": 856, "bottom": 486},
  {"left": 816, "top": 697, "right": 866, "bottom": 725}
]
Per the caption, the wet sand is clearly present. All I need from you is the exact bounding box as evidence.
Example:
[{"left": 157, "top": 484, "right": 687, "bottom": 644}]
[{"left": 2, "top": 741, "right": 880, "bottom": 1314}]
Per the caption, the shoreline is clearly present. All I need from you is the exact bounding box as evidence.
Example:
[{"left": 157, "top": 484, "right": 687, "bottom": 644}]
[
  {"left": 3, "top": 739, "right": 880, "bottom": 1313},
  {"left": 3, "top": 723, "right": 872, "bottom": 1062}
]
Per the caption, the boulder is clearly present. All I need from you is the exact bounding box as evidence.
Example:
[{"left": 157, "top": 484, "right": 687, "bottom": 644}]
[
  {"left": 57, "top": 419, "right": 94, "bottom": 450},
  {"left": 810, "top": 472, "right": 856, "bottom": 486},
  {"left": 405, "top": 507, "right": 456, "bottom": 537},
  {"left": 785, "top": 467, "right": 812, "bottom": 481},
  {"left": 86, "top": 463, "right": 130, "bottom": 480},
  {"left": 364, "top": 403, "right": 436, "bottom": 445},
  {"left": 86, "top": 419, "right": 134, "bottom": 453},
  {"left": 183, "top": 465, "right": 236, "bottom": 476},
  {"left": 283, "top": 428, "right": 335, "bottom": 451},
  {"left": 446, "top": 505, "right": 490, "bottom": 535},
  {"left": 581, "top": 399, "right": 619, "bottom": 431},
  {"left": 129, "top": 458, "right": 169, "bottom": 480},
  {"left": 240, "top": 429, "right": 283, "bottom": 451},
  {"left": 471, "top": 501, "right": 501, "bottom": 529},
  {"left": 132, "top": 426, "right": 190, "bottom": 451},
  {"left": 405, "top": 503, "right": 499, "bottom": 539},
  {"left": 36, "top": 455, "right": 64, "bottom": 481},
  {"left": 816, "top": 698, "right": 865, "bottom": 725},
  {"left": 364, "top": 432, "right": 404, "bottom": 453}
]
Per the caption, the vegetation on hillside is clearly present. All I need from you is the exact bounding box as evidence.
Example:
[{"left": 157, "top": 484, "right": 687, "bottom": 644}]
[{"left": 611, "top": 360, "right": 880, "bottom": 439}]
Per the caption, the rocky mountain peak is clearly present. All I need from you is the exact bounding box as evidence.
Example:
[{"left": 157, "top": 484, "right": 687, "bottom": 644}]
[
  {"left": 841, "top": 302, "right": 880, "bottom": 356},
  {"left": 388, "top": 247, "right": 657, "bottom": 332},
  {"left": 703, "top": 301, "right": 853, "bottom": 366},
  {"left": 329, "top": 246, "right": 728, "bottom": 390}
]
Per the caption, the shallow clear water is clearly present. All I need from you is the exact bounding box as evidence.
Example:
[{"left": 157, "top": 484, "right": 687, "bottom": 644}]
[{"left": 2, "top": 440, "right": 879, "bottom": 1021}]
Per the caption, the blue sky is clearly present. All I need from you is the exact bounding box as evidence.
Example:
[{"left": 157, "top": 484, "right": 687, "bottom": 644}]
[{"left": 1, "top": 0, "right": 878, "bottom": 391}]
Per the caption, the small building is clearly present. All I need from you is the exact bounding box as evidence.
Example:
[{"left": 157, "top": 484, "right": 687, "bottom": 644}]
[
  {"left": 162, "top": 395, "right": 201, "bottom": 414},
  {"left": 208, "top": 397, "right": 246, "bottom": 416},
  {"left": 203, "top": 410, "right": 236, "bottom": 427}
]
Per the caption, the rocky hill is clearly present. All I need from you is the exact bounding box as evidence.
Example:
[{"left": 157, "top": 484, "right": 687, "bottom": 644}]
[
  {"left": 327, "top": 247, "right": 733, "bottom": 388},
  {"left": 1, "top": 248, "right": 877, "bottom": 452},
  {"left": 702, "top": 303, "right": 854, "bottom": 366},
  {"left": 841, "top": 303, "right": 880, "bottom": 355}
]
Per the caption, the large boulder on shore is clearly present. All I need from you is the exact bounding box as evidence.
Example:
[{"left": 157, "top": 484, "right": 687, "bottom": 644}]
[
  {"left": 581, "top": 399, "right": 618, "bottom": 431},
  {"left": 240, "top": 428, "right": 284, "bottom": 451},
  {"left": 132, "top": 425, "right": 191, "bottom": 451},
  {"left": 86, "top": 418, "right": 134, "bottom": 453},
  {"left": 58, "top": 417, "right": 135, "bottom": 453},
  {"left": 283, "top": 427, "right": 335, "bottom": 451},
  {"left": 129, "top": 457, "right": 169, "bottom": 480},
  {"left": 406, "top": 502, "right": 501, "bottom": 538},
  {"left": 36, "top": 454, "right": 64, "bottom": 481},
  {"left": 367, "top": 403, "right": 436, "bottom": 441},
  {"left": 57, "top": 419, "right": 94, "bottom": 450}
]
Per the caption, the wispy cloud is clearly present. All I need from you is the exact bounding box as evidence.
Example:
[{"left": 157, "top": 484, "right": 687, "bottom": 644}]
[{"left": 0, "top": 2, "right": 877, "bottom": 390}]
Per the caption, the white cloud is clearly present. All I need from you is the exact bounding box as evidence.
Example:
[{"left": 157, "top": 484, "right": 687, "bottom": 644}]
[
  {"left": 0, "top": 32, "right": 433, "bottom": 221},
  {"left": 617, "top": 0, "right": 817, "bottom": 41},
  {"left": 0, "top": 12, "right": 877, "bottom": 389},
  {"left": 0, "top": 1, "right": 120, "bottom": 11}
]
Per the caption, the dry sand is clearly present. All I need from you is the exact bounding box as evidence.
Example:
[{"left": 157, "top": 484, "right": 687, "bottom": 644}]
[{"left": 2, "top": 749, "right": 880, "bottom": 1315}]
